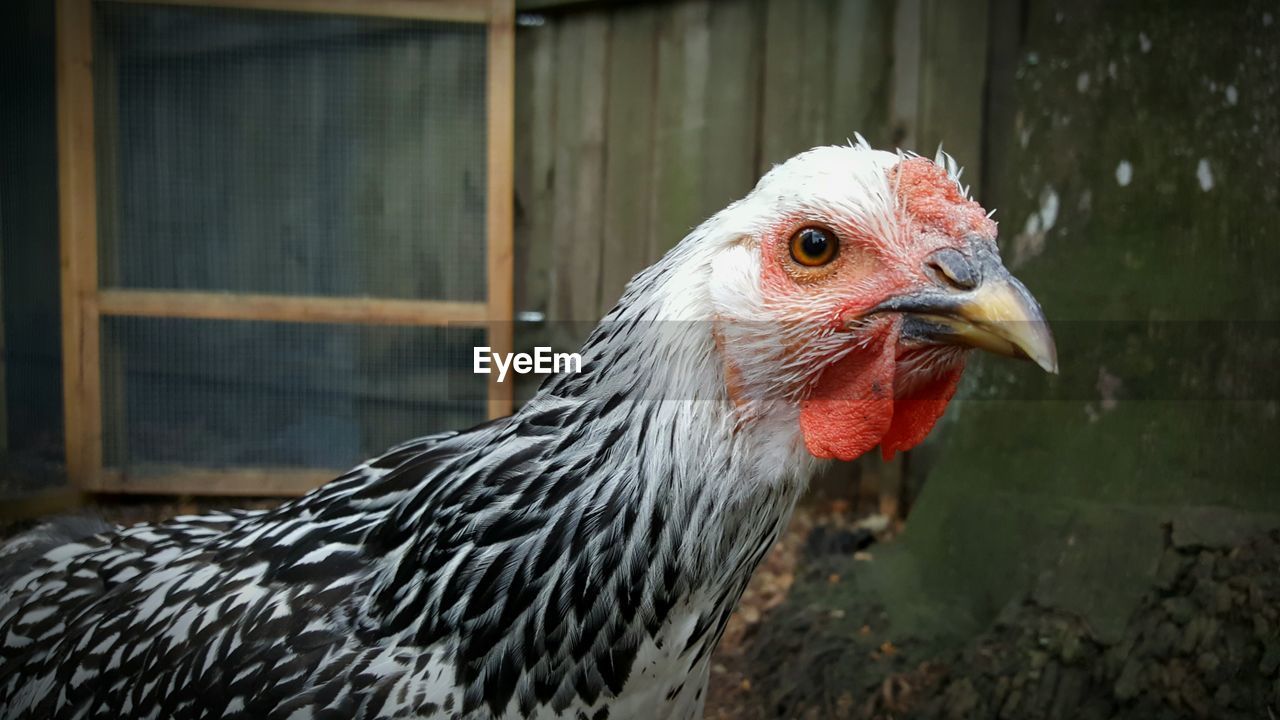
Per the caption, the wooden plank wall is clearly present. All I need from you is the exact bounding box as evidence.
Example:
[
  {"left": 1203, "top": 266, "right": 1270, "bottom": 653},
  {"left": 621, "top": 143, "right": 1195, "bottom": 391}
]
[
  {"left": 515, "top": 0, "right": 901, "bottom": 337},
  {"left": 513, "top": 0, "right": 990, "bottom": 515},
  {"left": 515, "top": 0, "right": 994, "bottom": 332}
]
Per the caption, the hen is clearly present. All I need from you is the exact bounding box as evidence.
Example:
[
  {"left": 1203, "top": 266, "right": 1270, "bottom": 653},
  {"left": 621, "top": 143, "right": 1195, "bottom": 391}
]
[{"left": 0, "top": 141, "right": 1055, "bottom": 719}]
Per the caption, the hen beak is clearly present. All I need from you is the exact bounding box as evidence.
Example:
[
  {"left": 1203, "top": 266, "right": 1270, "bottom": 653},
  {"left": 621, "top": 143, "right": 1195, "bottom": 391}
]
[{"left": 869, "top": 247, "right": 1059, "bottom": 374}]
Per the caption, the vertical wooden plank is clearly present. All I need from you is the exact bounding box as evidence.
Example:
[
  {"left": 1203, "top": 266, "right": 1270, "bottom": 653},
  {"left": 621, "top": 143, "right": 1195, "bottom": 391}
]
[
  {"left": 917, "top": 0, "right": 990, "bottom": 187},
  {"left": 56, "top": 0, "right": 103, "bottom": 490},
  {"left": 548, "top": 13, "right": 607, "bottom": 327},
  {"left": 572, "top": 14, "right": 608, "bottom": 313},
  {"left": 759, "top": 0, "right": 833, "bottom": 172},
  {"left": 699, "top": 0, "right": 763, "bottom": 215},
  {"left": 827, "top": 0, "right": 895, "bottom": 148},
  {"left": 485, "top": 0, "right": 515, "bottom": 418},
  {"left": 513, "top": 14, "right": 558, "bottom": 388},
  {"left": 759, "top": 0, "right": 799, "bottom": 172},
  {"left": 797, "top": 0, "right": 832, "bottom": 147},
  {"left": 523, "top": 19, "right": 555, "bottom": 317},
  {"left": 890, "top": 0, "right": 921, "bottom": 150},
  {"left": 513, "top": 19, "right": 548, "bottom": 319},
  {"left": 599, "top": 4, "right": 658, "bottom": 313},
  {"left": 547, "top": 18, "right": 582, "bottom": 331},
  {"left": 512, "top": 17, "right": 554, "bottom": 405},
  {"left": 649, "top": 0, "right": 710, "bottom": 257}
]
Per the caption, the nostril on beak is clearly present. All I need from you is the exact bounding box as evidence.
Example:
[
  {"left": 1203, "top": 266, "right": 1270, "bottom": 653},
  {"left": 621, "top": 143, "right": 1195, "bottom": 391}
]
[{"left": 925, "top": 248, "right": 979, "bottom": 291}]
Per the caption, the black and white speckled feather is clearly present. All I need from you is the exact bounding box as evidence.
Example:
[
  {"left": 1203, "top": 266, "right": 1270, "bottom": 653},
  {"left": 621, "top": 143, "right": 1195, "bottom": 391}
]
[{"left": 0, "top": 142, "right": 950, "bottom": 719}]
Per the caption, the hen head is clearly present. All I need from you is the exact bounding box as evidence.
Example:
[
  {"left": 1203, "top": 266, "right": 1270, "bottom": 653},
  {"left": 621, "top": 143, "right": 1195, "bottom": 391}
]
[{"left": 698, "top": 143, "right": 1057, "bottom": 462}]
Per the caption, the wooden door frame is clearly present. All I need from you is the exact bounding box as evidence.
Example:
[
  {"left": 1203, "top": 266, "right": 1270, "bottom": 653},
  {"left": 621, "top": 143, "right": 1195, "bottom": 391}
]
[{"left": 55, "top": 0, "right": 515, "bottom": 495}]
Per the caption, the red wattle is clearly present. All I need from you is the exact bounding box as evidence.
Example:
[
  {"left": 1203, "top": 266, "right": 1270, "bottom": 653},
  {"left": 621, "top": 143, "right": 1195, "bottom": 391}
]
[
  {"left": 879, "top": 364, "right": 964, "bottom": 461},
  {"left": 799, "top": 325, "right": 897, "bottom": 462}
]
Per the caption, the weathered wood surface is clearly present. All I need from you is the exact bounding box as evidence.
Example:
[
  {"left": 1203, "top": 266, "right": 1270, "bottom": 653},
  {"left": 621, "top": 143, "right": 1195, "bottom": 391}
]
[
  {"left": 916, "top": 0, "right": 988, "bottom": 191},
  {"left": 600, "top": 3, "right": 660, "bottom": 315},
  {"left": 57, "top": 0, "right": 104, "bottom": 489},
  {"left": 514, "top": 0, "right": 902, "bottom": 333},
  {"left": 485, "top": 0, "right": 517, "bottom": 419}
]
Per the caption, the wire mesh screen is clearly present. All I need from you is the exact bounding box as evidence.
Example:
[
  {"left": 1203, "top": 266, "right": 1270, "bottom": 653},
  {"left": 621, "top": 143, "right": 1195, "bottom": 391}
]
[
  {"left": 87, "top": 3, "right": 496, "bottom": 485},
  {"left": 93, "top": 3, "right": 488, "bottom": 301},
  {"left": 101, "top": 317, "right": 487, "bottom": 473}
]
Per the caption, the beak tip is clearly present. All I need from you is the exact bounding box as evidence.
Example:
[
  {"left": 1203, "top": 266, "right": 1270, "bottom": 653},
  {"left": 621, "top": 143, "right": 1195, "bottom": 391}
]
[
  {"left": 1037, "top": 353, "right": 1060, "bottom": 375},
  {"left": 1024, "top": 326, "right": 1059, "bottom": 374},
  {"left": 1018, "top": 322, "right": 1059, "bottom": 371}
]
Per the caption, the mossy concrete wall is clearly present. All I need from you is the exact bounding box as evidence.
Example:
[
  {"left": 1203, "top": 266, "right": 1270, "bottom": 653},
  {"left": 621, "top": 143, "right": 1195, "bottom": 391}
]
[{"left": 863, "top": 0, "right": 1280, "bottom": 645}]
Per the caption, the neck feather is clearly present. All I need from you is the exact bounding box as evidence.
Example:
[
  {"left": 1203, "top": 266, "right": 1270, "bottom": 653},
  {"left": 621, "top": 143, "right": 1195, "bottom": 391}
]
[{"left": 336, "top": 241, "right": 818, "bottom": 715}]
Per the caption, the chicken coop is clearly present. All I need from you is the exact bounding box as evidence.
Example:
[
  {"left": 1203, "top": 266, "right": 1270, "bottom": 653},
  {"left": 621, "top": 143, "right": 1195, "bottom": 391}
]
[{"left": 28, "top": 0, "right": 516, "bottom": 496}]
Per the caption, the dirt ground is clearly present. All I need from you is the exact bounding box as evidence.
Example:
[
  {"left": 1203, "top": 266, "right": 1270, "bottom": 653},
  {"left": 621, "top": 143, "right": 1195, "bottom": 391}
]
[
  {"left": 704, "top": 500, "right": 886, "bottom": 719},
  {"left": 718, "top": 524, "right": 1280, "bottom": 720}
]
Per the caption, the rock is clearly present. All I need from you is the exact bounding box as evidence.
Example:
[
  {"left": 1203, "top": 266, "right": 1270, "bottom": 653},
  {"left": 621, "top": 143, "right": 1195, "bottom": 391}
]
[
  {"left": 1259, "top": 641, "right": 1280, "bottom": 675},
  {"left": 802, "top": 526, "right": 874, "bottom": 560},
  {"left": 1049, "top": 666, "right": 1087, "bottom": 720},
  {"left": 997, "top": 688, "right": 1022, "bottom": 720},
  {"left": 1059, "top": 628, "right": 1082, "bottom": 664},
  {"left": 1198, "top": 617, "right": 1221, "bottom": 652},
  {"left": 1114, "top": 657, "right": 1143, "bottom": 700},
  {"left": 1214, "top": 583, "right": 1235, "bottom": 614},
  {"left": 1032, "top": 660, "right": 1061, "bottom": 712},
  {"left": 1180, "top": 677, "right": 1211, "bottom": 718},
  {"left": 943, "top": 678, "right": 980, "bottom": 720},
  {"left": 1181, "top": 616, "right": 1206, "bottom": 654},
  {"left": 1252, "top": 614, "right": 1270, "bottom": 640},
  {"left": 742, "top": 530, "right": 1280, "bottom": 720},
  {"left": 1191, "top": 552, "right": 1217, "bottom": 583},
  {"left": 992, "top": 676, "right": 1010, "bottom": 708},
  {"left": 1191, "top": 578, "right": 1219, "bottom": 609},
  {"left": 1155, "top": 548, "right": 1186, "bottom": 591},
  {"left": 1150, "top": 621, "right": 1179, "bottom": 658},
  {"left": 1163, "top": 597, "right": 1196, "bottom": 625},
  {"left": 1212, "top": 683, "right": 1232, "bottom": 708}
]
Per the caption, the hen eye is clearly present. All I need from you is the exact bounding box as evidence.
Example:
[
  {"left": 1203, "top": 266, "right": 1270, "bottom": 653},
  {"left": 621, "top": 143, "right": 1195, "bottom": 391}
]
[{"left": 789, "top": 227, "right": 838, "bottom": 267}]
